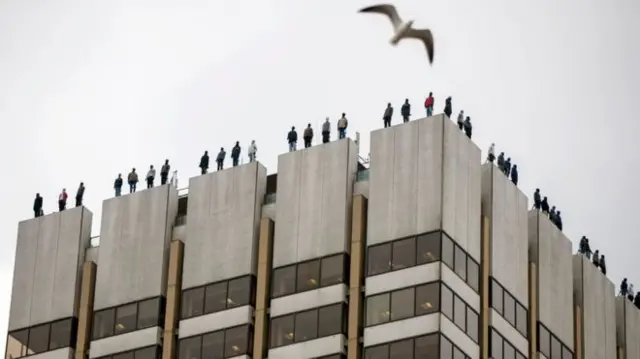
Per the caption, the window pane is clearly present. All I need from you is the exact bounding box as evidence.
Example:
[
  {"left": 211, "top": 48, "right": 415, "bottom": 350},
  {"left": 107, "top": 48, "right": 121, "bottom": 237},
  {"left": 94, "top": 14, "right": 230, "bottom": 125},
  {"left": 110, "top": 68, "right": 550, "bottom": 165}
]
[
  {"left": 367, "top": 244, "right": 391, "bottom": 276},
  {"left": 504, "top": 293, "right": 516, "bottom": 326},
  {"left": 319, "top": 304, "right": 343, "bottom": 337},
  {"left": 364, "top": 344, "right": 388, "bottom": 359},
  {"left": 272, "top": 266, "right": 296, "bottom": 297},
  {"left": 442, "top": 234, "right": 454, "bottom": 268},
  {"left": 93, "top": 309, "right": 114, "bottom": 340},
  {"left": 467, "top": 308, "right": 478, "bottom": 343},
  {"left": 391, "top": 237, "right": 416, "bottom": 270},
  {"left": 453, "top": 295, "right": 466, "bottom": 329},
  {"left": 225, "top": 326, "right": 250, "bottom": 357},
  {"left": 204, "top": 282, "right": 227, "bottom": 313},
  {"left": 321, "top": 254, "right": 345, "bottom": 286},
  {"left": 366, "top": 293, "right": 390, "bottom": 326},
  {"left": 297, "top": 260, "right": 320, "bottom": 292},
  {"left": 201, "top": 331, "right": 224, "bottom": 359},
  {"left": 417, "top": 232, "right": 441, "bottom": 264},
  {"left": 27, "top": 324, "right": 50, "bottom": 354},
  {"left": 227, "top": 276, "right": 251, "bottom": 308},
  {"left": 6, "top": 329, "right": 28, "bottom": 358},
  {"left": 294, "top": 310, "right": 318, "bottom": 342},
  {"left": 390, "top": 288, "right": 414, "bottom": 321},
  {"left": 454, "top": 245, "right": 467, "bottom": 281},
  {"left": 440, "top": 336, "right": 453, "bottom": 359},
  {"left": 178, "top": 336, "right": 201, "bottom": 359},
  {"left": 491, "top": 280, "right": 503, "bottom": 314},
  {"left": 491, "top": 329, "right": 502, "bottom": 359},
  {"left": 49, "top": 319, "right": 73, "bottom": 350},
  {"left": 517, "top": 351, "right": 527, "bottom": 359},
  {"left": 504, "top": 341, "right": 516, "bottom": 359},
  {"left": 138, "top": 298, "right": 161, "bottom": 329},
  {"left": 414, "top": 334, "right": 438, "bottom": 358},
  {"left": 441, "top": 285, "right": 453, "bottom": 319},
  {"left": 539, "top": 324, "right": 550, "bottom": 357},
  {"left": 181, "top": 287, "right": 205, "bottom": 319},
  {"left": 115, "top": 303, "right": 138, "bottom": 334},
  {"left": 563, "top": 347, "right": 573, "bottom": 359},
  {"left": 415, "top": 282, "right": 439, "bottom": 315},
  {"left": 114, "top": 351, "right": 134, "bottom": 359},
  {"left": 516, "top": 303, "right": 528, "bottom": 337},
  {"left": 467, "top": 258, "right": 479, "bottom": 292},
  {"left": 270, "top": 315, "right": 294, "bottom": 348},
  {"left": 135, "top": 346, "right": 157, "bottom": 359},
  {"left": 453, "top": 346, "right": 465, "bottom": 359},
  {"left": 551, "top": 336, "right": 562, "bottom": 359},
  {"left": 389, "top": 339, "right": 413, "bottom": 359}
]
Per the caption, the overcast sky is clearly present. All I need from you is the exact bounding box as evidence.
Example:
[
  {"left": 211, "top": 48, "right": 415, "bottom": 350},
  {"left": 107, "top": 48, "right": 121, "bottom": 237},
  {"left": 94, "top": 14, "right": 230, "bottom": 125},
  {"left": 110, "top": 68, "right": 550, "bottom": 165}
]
[{"left": 0, "top": 0, "right": 638, "bottom": 345}]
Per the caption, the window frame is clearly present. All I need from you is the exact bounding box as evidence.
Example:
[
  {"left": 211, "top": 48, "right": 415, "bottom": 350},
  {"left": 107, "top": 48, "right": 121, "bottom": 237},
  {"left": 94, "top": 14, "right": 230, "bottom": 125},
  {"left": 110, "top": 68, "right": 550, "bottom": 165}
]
[
  {"left": 441, "top": 283, "right": 480, "bottom": 344},
  {"left": 271, "top": 253, "right": 348, "bottom": 299},
  {"left": 269, "top": 303, "right": 347, "bottom": 348},
  {"left": 366, "top": 231, "right": 442, "bottom": 278},
  {"left": 177, "top": 325, "right": 252, "bottom": 359},
  {"left": 490, "top": 278, "right": 529, "bottom": 338},
  {"left": 92, "top": 296, "right": 165, "bottom": 341},
  {"left": 180, "top": 275, "right": 256, "bottom": 320},
  {"left": 95, "top": 345, "right": 161, "bottom": 359},
  {"left": 490, "top": 327, "right": 527, "bottom": 359},
  {"left": 363, "top": 333, "right": 442, "bottom": 359},
  {"left": 364, "top": 281, "right": 441, "bottom": 328},
  {"left": 49, "top": 318, "right": 76, "bottom": 351}
]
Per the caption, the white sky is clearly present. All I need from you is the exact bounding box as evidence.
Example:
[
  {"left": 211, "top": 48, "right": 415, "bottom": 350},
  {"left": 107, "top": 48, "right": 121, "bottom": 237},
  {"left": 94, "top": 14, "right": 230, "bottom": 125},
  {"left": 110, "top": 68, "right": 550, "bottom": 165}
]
[{"left": 0, "top": 0, "right": 638, "bottom": 346}]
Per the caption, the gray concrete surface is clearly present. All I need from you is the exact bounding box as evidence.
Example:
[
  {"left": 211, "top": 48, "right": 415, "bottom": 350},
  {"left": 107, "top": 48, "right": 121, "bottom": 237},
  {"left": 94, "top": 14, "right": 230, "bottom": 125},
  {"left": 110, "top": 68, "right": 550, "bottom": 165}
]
[
  {"left": 482, "top": 163, "right": 529, "bottom": 306},
  {"left": 367, "top": 115, "right": 481, "bottom": 261},
  {"left": 89, "top": 326, "right": 161, "bottom": 358},
  {"left": 94, "top": 185, "right": 177, "bottom": 309},
  {"left": 573, "top": 254, "right": 616, "bottom": 359},
  {"left": 616, "top": 296, "right": 640, "bottom": 359},
  {"left": 9, "top": 206, "right": 92, "bottom": 330},
  {"left": 182, "top": 162, "right": 266, "bottom": 289},
  {"left": 273, "top": 139, "right": 357, "bottom": 267},
  {"left": 528, "top": 210, "right": 574, "bottom": 349}
]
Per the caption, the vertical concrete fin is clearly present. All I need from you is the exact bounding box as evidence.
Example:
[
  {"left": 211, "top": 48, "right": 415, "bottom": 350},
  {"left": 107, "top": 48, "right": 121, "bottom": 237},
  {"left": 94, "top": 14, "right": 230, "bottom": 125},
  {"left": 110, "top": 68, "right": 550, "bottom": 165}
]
[
  {"left": 253, "top": 218, "right": 274, "bottom": 359},
  {"left": 162, "top": 240, "right": 184, "bottom": 359},
  {"left": 348, "top": 195, "right": 367, "bottom": 359},
  {"left": 75, "top": 261, "right": 96, "bottom": 359},
  {"left": 529, "top": 261, "right": 538, "bottom": 359},
  {"left": 575, "top": 304, "right": 582, "bottom": 359},
  {"left": 480, "top": 215, "right": 490, "bottom": 359}
]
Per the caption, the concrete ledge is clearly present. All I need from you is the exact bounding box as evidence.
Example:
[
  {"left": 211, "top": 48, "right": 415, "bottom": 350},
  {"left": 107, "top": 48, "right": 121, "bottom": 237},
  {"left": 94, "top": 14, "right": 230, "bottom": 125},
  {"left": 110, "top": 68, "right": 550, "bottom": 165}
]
[
  {"left": 270, "top": 284, "right": 347, "bottom": 317},
  {"left": 268, "top": 334, "right": 345, "bottom": 359},
  {"left": 178, "top": 305, "right": 253, "bottom": 339},
  {"left": 89, "top": 326, "right": 161, "bottom": 358},
  {"left": 363, "top": 313, "right": 439, "bottom": 347},
  {"left": 365, "top": 262, "right": 439, "bottom": 296},
  {"left": 23, "top": 348, "right": 73, "bottom": 359},
  {"left": 440, "top": 314, "right": 479, "bottom": 358},
  {"left": 490, "top": 309, "right": 528, "bottom": 355},
  {"left": 442, "top": 265, "right": 480, "bottom": 312}
]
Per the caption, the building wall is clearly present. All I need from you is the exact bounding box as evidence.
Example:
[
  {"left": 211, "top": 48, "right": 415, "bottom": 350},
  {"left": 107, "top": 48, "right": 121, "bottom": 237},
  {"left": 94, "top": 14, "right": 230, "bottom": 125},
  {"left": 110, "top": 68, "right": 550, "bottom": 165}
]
[
  {"left": 9, "top": 206, "right": 92, "bottom": 330},
  {"left": 94, "top": 185, "right": 178, "bottom": 310},
  {"left": 616, "top": 296, "right": 640, "bottom": 359},
  {"left": 182, "top": 162, "right": 266, "bottom": 288}
]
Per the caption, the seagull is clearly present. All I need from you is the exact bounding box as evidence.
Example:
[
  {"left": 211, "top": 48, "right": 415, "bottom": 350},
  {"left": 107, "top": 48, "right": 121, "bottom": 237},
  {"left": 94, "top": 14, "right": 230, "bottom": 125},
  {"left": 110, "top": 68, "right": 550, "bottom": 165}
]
[{"left": 359, "top": 4, "right": 434, "bottom": 64}]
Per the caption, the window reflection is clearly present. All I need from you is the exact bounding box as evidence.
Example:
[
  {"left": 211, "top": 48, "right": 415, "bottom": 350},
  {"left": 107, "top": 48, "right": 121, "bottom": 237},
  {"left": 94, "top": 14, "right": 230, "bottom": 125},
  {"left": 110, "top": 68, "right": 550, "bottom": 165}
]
[
  {"left": 204, "top": 282, "right": 227, "bottom": 313},
  {"left": 368, "top": 245, "right": 391, "bottom": 276},
  {"left": 272, "top": 266, "right": 296, "bottom": 297},
  {"left": 321, "top": 255, "right": 345, "bottom": 286},
  {"left": 115, "top": 303, "right": 137, "bottom": 335},
  {"left": 366, "top": 293, "right": 390, "bottom": 326},
  {"left": 391, "top": 238, "right": 415, "bottom": 270},
  {"left": 417, "top": 232, "right": 441, "bottom": 264},
  {"left": 28, "top": 324, "right": 49, "bottom": 354},
  {"left": 269, "top": 304, "right": 345, "bottom": 348},
  {"left": 390, "top": 288, "right": 414, "bottom": 321},
  {"left": 454, "top": 246, "right": 467, "bottom": 281}
]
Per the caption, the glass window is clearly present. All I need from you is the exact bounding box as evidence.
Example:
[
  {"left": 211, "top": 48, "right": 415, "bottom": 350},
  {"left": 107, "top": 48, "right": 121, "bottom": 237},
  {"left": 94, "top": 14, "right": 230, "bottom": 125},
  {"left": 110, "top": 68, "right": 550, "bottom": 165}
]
[
  {"left": 227, "top": 276, "right": 251, "bottom": 308},
  {"left": 414, "top": 334, "right": 438, "bottom": 358},
  {"left": 390, "top": 288, "right": 414, "bottom": 321},
  {"left": 115, "top": 303, "right": 137, "bottom": 334},
  {"left": 294, "top": 310, "right": 318, "bottom": 342},
  {"left": 138, "top": 298, "right": 160, "bottom": 329},
  {"left": 417, "top": 232, "right": 441, "bottom": 264},
  {"left": 204, "top": 282, "right": 227, "bottom": 313},
  {"left": 517, "top": 351, "right": 527, "bottom": 359},
  {"left": 181, "top": 287, "right": 205, "bottom": 319},
  {"left": 201, "top": 331, "right": 224, "bottom": 359},
  {"left": 28, "top": 324, "right": 50, "bottom": 354},
  {"left": 440, "top": 336, "right": 453, "bottom": 359},
  {"left": 415, "top": 282, "right": 439, "bottom": 315},
  {"left": 93, "top": 309, "right": 115, "bottom": 339},
  {"left": 453, "top": 295, "right": 466, "bottom": 329},
  {"left": 49, "top": 319, "right": 73, "bottom": 350},
  {"left": 441, "top": 234, "right": 454, "bottom": 268},
  {"left": 179, "top": 336, "right": 201, "bottom": 359},
  {"left": 389, "top": 339, "right": 413, "bottom": 359},
  {"left": 454, "top": 245, "right": 467, "bottom": 281},
  {"left": 504, "top": 341, "right": 516, "bottom": 359},
  {"left": 491, "top": 280, "right": 503, "bottom": 314},
  {"left": 516, "top": 303, "right": 528, "bottom": 336},
  {"left": 114, "top": 351, "right": 134, "bottom": 359},
  {"left": 272, "top": 266, "right": 296, "bottom": 297},
  {"left": 391, "top": 237, "right": 416, "bottom": 270},
  {"left": 563, "top": 347, "right": 573, "bottom": 359},
  {"left": 366, "top": 293, "right": 390, "bottom": 326},
  {"left": 538, "top": 324, "right": 550, "bottom": 357},
  {"left": 6, "top": 329, "right": 28, "bottom": 358},
  {"left": 297, "top": 260, "right": 320, "bottom": 292},
  {"left": 441, "top": 284, "right": 453, "bottom": 319},
  {"left": 453, "top": 346, "right": 465, "bottom": 359},
  {"left": 318, "top": 304, "right": 343, "bottom": 337},
  {"left": 551, "top": 335, "right": 562, "bottom": 359},
  {"left": 491, "top": 329, "right": 503, "bottom": 359},
  {"left": 270, "top": 315, "right": 294, "bottom": 348},
  {"left": 467, "top": 257, "right": 479, "bottom": 292},
  {"left": 368, "top": 244, "right": 391, "bottom": 276},
  {"left": 467, "top": 307, "right": 478, "bottom": 343},
  {"left": 364, "top": 344, "right": 388, "bottom": 359},
  {"left": 224, "top": 326, "right": 249, "bottom": 357},
  {"left": 134, "top": 347, "right": 157, "bottom": 359},
  {"left": 503, "top": 292, "right": 515, "bottom": 325},
  {"left": 321, "top": 254, "right": 345, "bottom": 286}
]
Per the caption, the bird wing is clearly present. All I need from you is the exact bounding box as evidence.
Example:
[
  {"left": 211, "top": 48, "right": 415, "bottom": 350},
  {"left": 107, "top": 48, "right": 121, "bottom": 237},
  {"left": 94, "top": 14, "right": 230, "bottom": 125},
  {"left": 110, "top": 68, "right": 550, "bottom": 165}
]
[
  {"left": 404, "top": 28, "right": 434, "bottom": 64},
  {"left": 359, "top": 4, "right": 403, "bottom": 29}
]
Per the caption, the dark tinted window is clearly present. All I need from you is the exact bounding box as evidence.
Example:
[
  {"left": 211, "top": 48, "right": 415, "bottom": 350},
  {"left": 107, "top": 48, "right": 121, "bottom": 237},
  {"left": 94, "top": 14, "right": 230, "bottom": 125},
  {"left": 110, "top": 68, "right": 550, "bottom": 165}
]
[
  {"left": 538, "top": 324, "right": 550, "bottom": 357},
  {"left": 182, "top": 287, "right": 205, "bottom": 319},
  {"left": 517, "top": 351, "right": 527, "bottom": 359},
  {"left": 467, "top": 258, "right": 479, "bottom": 292},
  {"left": 467, "top": 307, "right": 478, "bottom": 343},
  {"left": 416, "top": 232, "right": 440, "bottom": 264},
  {"left": 414, "top": 334, "right": 438, "bottom": 358},
  {"left": 321, "top": 255, "right": 345, "bottom": 286},
  {"left": 134, "top": 347, "right": 157, "bottom": 359},
  {"left": 491, "top": 329, "right": 502, "bottom": 359},
  {"left": 204, "top": 281, "right": 227, "bottom": 313},
  {"left": 270, "top": 315, "right": 294, "bottom": 348},
  {"left": 368, "top": 244, "right": 391, "bottom": 276},
  {"left": 415, "top": 282, "right": 439, "bottom": 315},
  {"left": 441, "top": 284, "right": 453, "bottom": 319},
  {"left": 93, "top": 309, "right": 115, "bottom": 339},
  {"left": 390, "top": 288, "right": 414, "bottom": 321},
  {"left": 272, "top": 266, "right": 296, "bottom": 297},
  {"left": 366, "top": 293, "right": 390, "bottom": 326},
  {"left": 28, "top": 324, "right": 49, "bottom": 354},
  {"left": 364, "top": 344, "right": 388, "bottom": 359},
  {"left": 453, "top": 295, "right": 466, "bottom": 329},
  {"left": 114, "top": 351, "right": 134, "bottom": 359},
  {"left": 115, "top": 303, "right": 137, "bottom": 334},
  {"left": 6, "top": 329, "right": 28, "bottom": 358},
  {"left": 138, "top": 298, "right": 160, "bottom": 329},
  {"left": 391, "top": 238, "right": 415, "bottom": 270},
  {"left": 49, "top": 319, "right": 73, "bottom": 350},
  {"left": 503, "top": 292, "right": 515, "bottom": 324},
  {"left": 389, "top": 339, "right": 412, "bottom": 359},
  {"left": 179, "top": 336, "right": 201, "bottom": 359},
  {"left": 491, "top": 280, "right": 503, "bottom": 314},
  {"left": 551, "top": 335, "right": 562, "bottom": 359},
  {"left": 227, "top": 276, "right": 252, "bottom": 308},
  {"left": 297, "top": 260, "right": 320, "bottom": 292},
  {"left": 454, "top": 246, "right": 467, "bottom": 281},
  {"left": 318, "top": 304, "right": 343, "bottom": 337},
  {"left": 294, "top": 310, "right": 318, "bottom": 342},
  {"left": 441, "top": 235, "right": 454, "bottom": 268},
  {"left": 201, "top": 331, "right": 224, "bottom": 358},
  {"left": 224, "top": 326, "right": 250, "bottom": 357},
  {"left": 516, "top": 303, "right": 527, "bottom": 336}
]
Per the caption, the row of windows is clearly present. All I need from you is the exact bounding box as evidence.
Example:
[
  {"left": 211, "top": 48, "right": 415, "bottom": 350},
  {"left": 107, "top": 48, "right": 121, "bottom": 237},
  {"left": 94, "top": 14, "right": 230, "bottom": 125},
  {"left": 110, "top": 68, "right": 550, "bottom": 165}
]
[
  {"left": 490, "top": 328, "right": 526, "bottom": 359},
  {"left": 538, "top": 323, "right": 574, "bottom": 359},
  {"left": 178, "top": 325, "right": 252, "bottom": 359},
  {"left": 6, "top": 318, "right": 76, "bottom": 358},
  {"left": 269, "top": 303, "right": 347, "bottom": 348},
  {"left": 364, "top": 333, "right": 470, "bottom": 359},
  {"left": 440, "top": 283, "right": 479, "bottom": 343},
  {"left": 272, "top": 253, "right": 348, "bottom": 298},
  {"left": 490, "top": 278, "right": 528, "bottom": 337},
  {"left": 93, "top": 297, "right": 164, "bottom": 340},
  {"left": 95, "top": 346, "right": 159, "bottom": 359},
  {"left": 314, "top": 355, "right": 346, "bottom": 359},
  {"left": 366, "top": 231, "right": 479, "bottom": 292},
  {"left": 181, "top": 275, "right": 255, "bottom": 320}
]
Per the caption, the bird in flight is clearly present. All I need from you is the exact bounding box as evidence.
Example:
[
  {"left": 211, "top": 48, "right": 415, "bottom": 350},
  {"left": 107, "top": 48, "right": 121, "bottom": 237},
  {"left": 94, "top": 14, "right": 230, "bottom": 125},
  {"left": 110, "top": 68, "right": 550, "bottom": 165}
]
[{"left": 359, "top": 4, "right": 435, "bottom": 64}]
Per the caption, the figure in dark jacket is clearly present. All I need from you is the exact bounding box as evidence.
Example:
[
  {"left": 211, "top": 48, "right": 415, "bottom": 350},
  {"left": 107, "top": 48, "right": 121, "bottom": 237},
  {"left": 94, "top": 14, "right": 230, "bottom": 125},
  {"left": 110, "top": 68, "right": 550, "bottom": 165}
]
[
  {"left": 127, "top": 169, "right": 138, "bottom": 193},
  {"left": 599, "top": 255, "right": 607, "bottom": 275},
  {"left": 540, "top": 196, "right": 549, "bottom": 214},
  {"left": 33, "top": 193, "right": 43, "bottom": 218},
  {"left": 510, "top": 165, "right": 518, "bottom": 186},
  {"left": 288, "top": 126, "right": 298, "bottom": 152},
  {"left": 114, "top": 174, "right": 123, "bottom": 197},
  {"left": 555, "top": 211, "right": 563, "bottom": 231},
  {"left": 533, "top": 189, "right": 541, "bottom": 210},
  {"left": 76, "top": 182, "right": 85, "bottom": 207},
  {"left": 504, "top": 158, "right": 512, "bottom": 177},
  {"left": 401, "top": 99, "right": 411, "bottom": 123},
  {"left": 161, "top": 160, "right": 170, "bottom": 185},
  {"left": 383, "top": 103, "right": 393, "bottom": 128},
  {"left": 231, "top": 142, "right": 241, "bottom": 167},
  {"left": 444, "top": 97, "right": 452, "bottom": 118},
  {"left": 303, "top": 124, "right": 314, "bottom": 148},
  {"left": 217, "top": 147, "right": 226, "bottom": 170},
  {"left": 463, "top": 117, "right": 472, "bottom": 138},
  {"left": 199, "top": 151, "right": 209, "bottom": 175}
]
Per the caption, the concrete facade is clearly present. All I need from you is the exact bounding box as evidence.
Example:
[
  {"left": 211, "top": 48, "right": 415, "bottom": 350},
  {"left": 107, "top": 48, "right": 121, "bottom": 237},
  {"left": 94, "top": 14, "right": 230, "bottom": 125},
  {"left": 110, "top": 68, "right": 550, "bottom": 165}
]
[
  {"left": 528, "top": 210, "right": 574, "bottom": 350},
  {"left": 94, "top": 185, "right": 178, "bottom": 310},
  {"left": 367, "top": 116, "right": 481, "bottom": 261},
  {"left": 272, "top": 139, "right": 358, "bottom": 267},
  {"left": 573, "top": 254, "right": 616, "bottom": 359},
  {"left": 182, "top": 162, "right": 266, "bottom": 289},
  {"left": 9, "top": 207, "right": 92, "bottom": 330},
  {"left": 482, "top": 163, "right": 529, "bottom": 306},
  {"left": 616, "top": 297, "right": 640, "bottom": 359}
]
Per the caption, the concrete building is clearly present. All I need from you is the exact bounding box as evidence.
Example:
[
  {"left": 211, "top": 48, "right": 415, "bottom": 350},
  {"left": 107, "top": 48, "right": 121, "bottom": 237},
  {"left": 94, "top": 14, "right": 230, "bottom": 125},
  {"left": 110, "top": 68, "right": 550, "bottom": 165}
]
[{"left": 4, "top": 114, "right": 640, "bottom": 359}]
